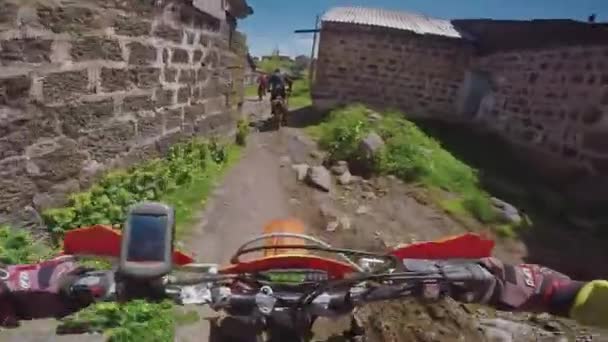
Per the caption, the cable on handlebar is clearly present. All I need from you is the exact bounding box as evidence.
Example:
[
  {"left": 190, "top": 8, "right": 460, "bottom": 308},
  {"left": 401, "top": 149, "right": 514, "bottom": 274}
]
[
  {"left": 295, "top": 270, "right": 456, "bottom": 310},
  {"left": 230, "top": 233, "right": 364, "bottom": 271},
  {"left": 232, "top": 244, "right": 399, "bottom": 272}
]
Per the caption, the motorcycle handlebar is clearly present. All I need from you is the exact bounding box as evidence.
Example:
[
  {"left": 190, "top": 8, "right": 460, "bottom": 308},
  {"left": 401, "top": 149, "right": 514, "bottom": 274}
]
[{"left": 164, "top": 259, "right": 494, "bottom": 318}]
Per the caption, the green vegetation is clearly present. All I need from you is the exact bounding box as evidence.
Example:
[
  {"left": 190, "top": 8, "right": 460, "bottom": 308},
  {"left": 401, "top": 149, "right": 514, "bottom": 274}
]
[
  {"left": 289, "top": 77, "right": 312, "bottom": 110},
  {"left": 58, "top": 301, "right": 176, "bottom": 341},
  {"left": 0, "top": 226, "right": 55, "bottom": 264},
  {"left": 236, "top": 118, "right": 249, "bottom": 146},
  {"left": 43, "top": 139, "right": 239, "bottom": 237},
  {"left": 245, "top": 84, "right": 258, "bottom": 98},
  {"left": 308, "top": 105, "right": 502, "bottom": 225}
]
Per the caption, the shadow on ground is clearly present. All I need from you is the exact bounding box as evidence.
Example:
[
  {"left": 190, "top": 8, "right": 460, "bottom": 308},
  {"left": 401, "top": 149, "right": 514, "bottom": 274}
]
[
  {"left": 287, "top": 106, "right": 327, "bottom": 128},
  {"left": 413, "top": 119, "right": 608, "bottom": 280}
]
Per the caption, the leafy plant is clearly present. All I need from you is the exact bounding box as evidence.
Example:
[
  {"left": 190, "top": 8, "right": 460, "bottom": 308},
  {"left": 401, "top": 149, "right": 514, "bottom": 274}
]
[
  {"left": 42, "top": 138, "right": 235, "bottom": 236},
  {"left": 0, "top": 226, "right": 55, "bottom": 265},
  {"left": 58, "top": 300, "right": 175, "bottom": 342},
  {"left": 236, "top": 118, "right": 249, "bottom": 146}
]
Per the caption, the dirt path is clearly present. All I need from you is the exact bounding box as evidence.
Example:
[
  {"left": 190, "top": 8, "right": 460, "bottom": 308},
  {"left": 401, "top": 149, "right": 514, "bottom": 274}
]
[{"left": 175, "top": 102, "right": 323, "bottom": 341}]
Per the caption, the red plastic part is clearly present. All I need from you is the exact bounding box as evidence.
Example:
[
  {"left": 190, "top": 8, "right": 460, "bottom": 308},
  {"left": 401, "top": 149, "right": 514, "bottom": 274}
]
[
  {"left": 219, "top": 255, "right": 357, "bottom": 279},
  {"left": 389, "top": 233, "right": 494, "bottom": 260},
  {"left": 61, "top": 225, "right": 194, "bottom": 265}
]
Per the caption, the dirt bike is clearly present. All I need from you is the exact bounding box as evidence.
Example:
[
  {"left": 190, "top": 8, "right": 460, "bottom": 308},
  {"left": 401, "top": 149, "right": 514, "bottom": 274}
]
[
  {"left": 0, "top": 202, "right": 497, "bottom": 341},
  {"left": 270, "top": 90, "right": 289, "bottom": 130}
]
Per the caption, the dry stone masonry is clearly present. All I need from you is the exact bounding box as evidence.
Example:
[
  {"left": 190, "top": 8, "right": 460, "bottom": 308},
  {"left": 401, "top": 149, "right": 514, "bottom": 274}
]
[
  {"left": 475, "top": 46, "right": 608, "bottom": 180},
  {"left": 0, "top": 0, "right": 248, "bottom": 226},
  {"left": 314, "top": 22, "right": 473, "bottom": 119}
]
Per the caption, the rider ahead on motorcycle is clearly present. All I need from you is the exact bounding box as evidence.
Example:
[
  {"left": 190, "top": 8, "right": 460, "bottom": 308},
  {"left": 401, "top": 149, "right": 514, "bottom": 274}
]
[
  {"left": 268, "top": 68, "right": 292, "bottom": 102},
  {"left": 464, "top": 258, "right": 608, "bottom": 328}
]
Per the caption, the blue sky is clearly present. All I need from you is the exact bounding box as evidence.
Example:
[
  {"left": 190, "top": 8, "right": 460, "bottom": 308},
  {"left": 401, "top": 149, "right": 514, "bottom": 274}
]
[{"left": 239, "top": 0, "right": 608, "bottom": 57}]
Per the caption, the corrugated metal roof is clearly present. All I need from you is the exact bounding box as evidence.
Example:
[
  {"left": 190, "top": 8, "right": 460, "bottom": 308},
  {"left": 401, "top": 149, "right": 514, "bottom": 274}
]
[{"left": 322, "top": 7, "right": 466, "bottom": 39}]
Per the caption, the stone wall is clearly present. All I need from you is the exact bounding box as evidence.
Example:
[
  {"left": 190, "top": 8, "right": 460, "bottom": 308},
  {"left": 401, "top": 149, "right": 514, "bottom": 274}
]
[
  {"left": 313, "top": 20, "right": 608, "bottom": 208},
  {"left": 475, "top": 46, "right": 608, "bottom": 181},
  {"left": 0, "top": 0, "right": 246, "bottom": 226},
  {"left": 313, "top": 22, "right": 474, "bottom": 118}
]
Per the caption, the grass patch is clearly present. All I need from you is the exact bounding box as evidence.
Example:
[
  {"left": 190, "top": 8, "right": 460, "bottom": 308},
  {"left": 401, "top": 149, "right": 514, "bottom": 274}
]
[
  {"left": 309, "top": 104, "right": 501, "bottom": 226},
  {"left": 289, "top": 77, "right": 311, "bottom": 110},
  {"left": 245, "top": 84, "right": 258, "bottom": 98}
]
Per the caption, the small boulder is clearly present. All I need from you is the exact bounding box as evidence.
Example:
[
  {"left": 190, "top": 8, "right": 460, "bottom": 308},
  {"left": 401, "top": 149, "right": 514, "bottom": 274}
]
[
  {"left": 292, "top": 164, "right": 310, "bottom": 181},
  {"left": 279, "top": 155, "right": 291, "bottom": 167},
  {"left": 325, "top": 221, "right": 339, "bottom": 232},
  {"left": 491, "top": 197, "right": 522, "bottom": 225},
  {"left": 362, "top": 191, "right": 377, "bottom": 200},
  {"left": 359, "top": 132, "right": 385, "bottom": 160},
  {"left": 337, "top": 170, "right": 352, "bottom": 185},
  {"left": 306, "top": 166, "right": 332, "bottom": 192},
  {"left": 356, "top": 205, "right": 371, "bottom": 215},
  {"left": 338, "top": 215, "right": 352, "bottom": 230},
  {"left": 310, "top": 150, "right": 326, "bottom": 160},
  {"left": 330, "top": 161, "right": 349, "bottom": 175},
  {"left": 325, "top": 215, "right": 351, "bottom": 232},
  {"left": 368, "top": 112, "right": 382, "bottom": 122}
]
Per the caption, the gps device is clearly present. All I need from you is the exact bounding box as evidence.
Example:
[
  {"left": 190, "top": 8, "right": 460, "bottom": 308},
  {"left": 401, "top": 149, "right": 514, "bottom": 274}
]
[{"left": 119, "top": 202, "right": 175, "bottom": 279}]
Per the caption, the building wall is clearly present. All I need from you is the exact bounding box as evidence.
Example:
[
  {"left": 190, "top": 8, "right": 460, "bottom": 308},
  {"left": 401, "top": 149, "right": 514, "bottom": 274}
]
[
  {"left": 0, "top": 0, "right": 245, "bottom": 224},
  {"left": 313, "top": 22, "right": 474, "bottom": 119},
  {"left": 313, "top": 20, "right": 608, "bottom": 203},
  {"left": 475, "top": 45, "right": 608, "bottom": 180}
]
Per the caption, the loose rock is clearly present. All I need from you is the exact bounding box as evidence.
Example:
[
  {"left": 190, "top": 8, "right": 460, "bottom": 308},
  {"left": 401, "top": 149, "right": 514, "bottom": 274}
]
[
  {"left": 338, "top": 170, "right": 352, "bottom": 185},
  {"left": 359, "top": 132, "right": 385, "bottom": 160},
  {"left": 368, "top": 112, "right": 382, "bottom": 122},
  {"left": 326, "top": 215, "right": 351, "bottom": 232},
  {"left": 491, "top": 197, "right": 522, "bottom": 224},
  {"left": 326, "top": 221, "right": 339, "bottom": 232},
  {"left": 356, "top": 205, "right": 371, "bottom": 215},
  {"left": 279, "top": 155, "right": 291, "bottom": 167},
  {"left": 362, "top": 191, "right": 377, "bottom": 200},
  {"left": 330, "top": 160, "right": 349, "bottom": 175},
  {"left": 306, "top": 166, "right": 332, "bottom": 192},
  {"left": 310, "top": 150, "right": 325, "bottom": 160},
  {"left": 292, "top": 164, "right": 309, "bottom": 181},
  {"left": 338, "top": 215, "right": 351, "bottom": 230}
]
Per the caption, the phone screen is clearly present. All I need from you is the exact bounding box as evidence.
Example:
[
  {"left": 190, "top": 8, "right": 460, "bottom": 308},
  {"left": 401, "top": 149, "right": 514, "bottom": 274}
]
[{"left": 126, "top": 214, "right": 168, "bottom": 262}]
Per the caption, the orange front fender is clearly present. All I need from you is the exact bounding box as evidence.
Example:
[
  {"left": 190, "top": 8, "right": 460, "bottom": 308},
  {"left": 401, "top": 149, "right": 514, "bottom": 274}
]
[{"left": 262, "top": 218, "right": 307, "bottom": 257}]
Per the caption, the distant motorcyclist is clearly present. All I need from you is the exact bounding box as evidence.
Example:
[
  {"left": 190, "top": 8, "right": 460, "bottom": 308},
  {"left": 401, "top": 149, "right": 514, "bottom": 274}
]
[
  {"left": 268, "top": 68, "right": 287, "bottom": 102},
  {"left": 461, "top": 258, "right": 608, "bottom": 329}
]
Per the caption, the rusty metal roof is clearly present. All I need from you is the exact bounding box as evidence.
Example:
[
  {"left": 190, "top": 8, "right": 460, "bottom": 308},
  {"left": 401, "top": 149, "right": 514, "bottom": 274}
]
[{"left": 322, "top": 7, "right": 467, "bottom": 39}]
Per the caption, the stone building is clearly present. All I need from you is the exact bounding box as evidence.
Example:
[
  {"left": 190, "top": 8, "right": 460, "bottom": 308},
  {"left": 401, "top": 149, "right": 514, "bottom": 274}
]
[
  {"left": 314, "top": 7, "right": 608, "bottom": 205},
  {"left": 0, "top": 0, "right": 252, "bottom": 225}
]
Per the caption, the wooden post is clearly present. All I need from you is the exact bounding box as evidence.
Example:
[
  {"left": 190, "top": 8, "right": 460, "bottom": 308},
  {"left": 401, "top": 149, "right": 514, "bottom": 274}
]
[{"left": 309, "top": 15, "right": 320, "bottom": 86}]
